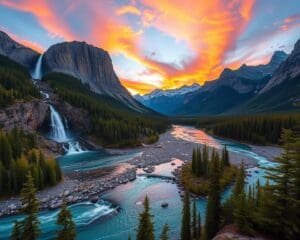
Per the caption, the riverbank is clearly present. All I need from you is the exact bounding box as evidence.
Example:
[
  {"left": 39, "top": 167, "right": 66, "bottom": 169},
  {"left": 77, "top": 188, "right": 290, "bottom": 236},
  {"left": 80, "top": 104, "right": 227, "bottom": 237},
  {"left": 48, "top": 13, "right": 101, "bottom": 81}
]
[{"left": 0, "top": 126, "right": 282, "bottom": 217}]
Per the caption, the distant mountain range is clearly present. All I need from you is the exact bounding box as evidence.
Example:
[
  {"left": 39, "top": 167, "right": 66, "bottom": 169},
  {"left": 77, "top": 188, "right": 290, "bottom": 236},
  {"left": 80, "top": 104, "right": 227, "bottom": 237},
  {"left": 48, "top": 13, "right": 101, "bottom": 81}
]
[
  {"left": 0, "top": 31, "right": 148, "bottom": 113},
  {"left": 136, "top": 43, "right": 300, "bottom": 116},
  {"left": 134, "top": 83, "right": 201, "bottom": 115}
]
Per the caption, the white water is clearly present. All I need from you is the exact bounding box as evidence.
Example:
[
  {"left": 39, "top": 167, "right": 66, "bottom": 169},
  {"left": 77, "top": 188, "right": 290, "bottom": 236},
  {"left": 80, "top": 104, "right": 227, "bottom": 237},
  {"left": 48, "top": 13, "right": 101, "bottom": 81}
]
[
  {"left": 65, "top": 141, "right": 85, "bottom": 155},
  {"left": 49, "top": 105, "right": 69, "bottom": 142},
  {"left": 31, "top": 54, "right": 43, "bottom": 80},
  {"left": 30, "top": 53, "right": 86, "bottom": 154}
]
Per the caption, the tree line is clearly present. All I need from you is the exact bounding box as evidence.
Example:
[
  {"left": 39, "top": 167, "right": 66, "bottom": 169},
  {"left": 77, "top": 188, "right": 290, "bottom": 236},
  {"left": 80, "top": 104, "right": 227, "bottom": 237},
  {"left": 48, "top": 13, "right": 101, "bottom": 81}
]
[
  {"left": 0, "top": 128, "right": 61, "bottom": 196},
  {"left": 44, "top": 73, "right": 168, "bottom": 147},
  {"left": 133, "top": 127, "right": 300, "bottom": 239},
  {"left": 200, "top": 114, "right": 300, "bottom": 145},
  {"left": 0, "top": 55, "right": 40, "bottom": 107},
  {"left": 181, "top": 145, "right": 236, "bottom": 195}
]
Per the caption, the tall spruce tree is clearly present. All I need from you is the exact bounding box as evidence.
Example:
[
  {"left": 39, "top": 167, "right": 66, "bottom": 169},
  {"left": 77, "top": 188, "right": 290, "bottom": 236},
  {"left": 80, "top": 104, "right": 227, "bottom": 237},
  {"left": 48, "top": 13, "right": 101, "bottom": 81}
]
[
  {"left": 192, "top": 200, "right": 197, "bottom": 239},
  {"left": 56, "top": 199, "right": 76, "bottom": 240},
  {"left": 197, "top": 212, "right": 201, "bottom": 240},
  {"left": 181, "top": 191, "right": 191, "bottom": 240},
  {"left": 136, "top": 196, "right": 154, "bottom": 240},
  {"left": 19, "top": 172, "right": 40, "bottom": 240},
  {"left": 10, "top": 220, "right": 22, "bottom": 240},
  {"left": 160, "top": 223, "right": 169, "bottom": 240},
  {"left": 205, "top": 153, "right": 221, "bottom": 240}
]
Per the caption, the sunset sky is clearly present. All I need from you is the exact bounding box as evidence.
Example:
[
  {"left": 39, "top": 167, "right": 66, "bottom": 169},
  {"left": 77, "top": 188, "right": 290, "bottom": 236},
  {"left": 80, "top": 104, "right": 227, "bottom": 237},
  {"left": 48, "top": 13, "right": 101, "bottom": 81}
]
[{"left": 0, "top": 0, "right": 300, "bottom": 95}]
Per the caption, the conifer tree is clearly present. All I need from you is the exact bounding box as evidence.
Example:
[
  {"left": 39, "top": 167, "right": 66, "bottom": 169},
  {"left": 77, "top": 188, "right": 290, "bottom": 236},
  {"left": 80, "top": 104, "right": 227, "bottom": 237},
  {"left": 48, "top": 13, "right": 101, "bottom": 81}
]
[
  {"left": 19, "top": 172, "right": 40, "bottom": 240},
  {"left": 56, "top": 199, "right": 76, "bottom": 240},
  {"left": 233, "top": 191, "right": 253, "bottom": 234},
  {"left": 197, "top": 212, "right": 201, "bottom": 240},
  {"left": 181, "top": 191, "right": 191, "bottom": 240},
  {"left": 11, "top": 220, "right": 22, "bottom": 240},
  {"left": 192, "top": 200, "right": 197, "bottom": 239},
  {"left": 205, "top": 152, "right": 221, "bottom": 240},
  {"left": 136, "top": 196, "right": 154, "bottom": 240},
  {"left": 222, "top": 145, "right": 230, "bottom": 166},
  {"left": 160, "top": 223, "right": 169, "bottom": 240},
  {"left": 233, "top": 161, "right": 245, "bottom": 198}
]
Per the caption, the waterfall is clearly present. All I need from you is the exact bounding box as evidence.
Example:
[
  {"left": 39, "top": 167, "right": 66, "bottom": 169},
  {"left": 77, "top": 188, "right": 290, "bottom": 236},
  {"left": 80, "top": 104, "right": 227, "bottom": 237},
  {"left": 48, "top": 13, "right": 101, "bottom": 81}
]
[
  {"left": 31, "top": 54, "right": 85, "bottom": 154},
  {"left": 31, "top": 54, "right": 43, "bottom": 80},
  {"left": 49, "top": 105, "right": 85, "bottom": 154},
  {"left": 49, "top": 105, "right": 69, "bottom": 142}
]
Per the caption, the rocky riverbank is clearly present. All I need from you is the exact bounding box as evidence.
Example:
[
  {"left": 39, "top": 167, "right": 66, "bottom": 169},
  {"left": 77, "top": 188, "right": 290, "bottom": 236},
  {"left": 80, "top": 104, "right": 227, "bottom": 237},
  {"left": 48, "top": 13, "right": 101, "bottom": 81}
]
[
  {"left": 0, "top": 165, "right": 136, "bottom": 217},
  {"left": 0, "top": 125, "right": 282, "bottom": 217}
]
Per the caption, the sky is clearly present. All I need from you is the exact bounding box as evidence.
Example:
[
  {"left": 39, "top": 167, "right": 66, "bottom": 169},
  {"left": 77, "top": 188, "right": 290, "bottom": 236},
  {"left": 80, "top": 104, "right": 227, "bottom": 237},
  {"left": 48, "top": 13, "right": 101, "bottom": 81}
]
[{"left": 0, "top": 0, "right": 300, "bottom": 95}]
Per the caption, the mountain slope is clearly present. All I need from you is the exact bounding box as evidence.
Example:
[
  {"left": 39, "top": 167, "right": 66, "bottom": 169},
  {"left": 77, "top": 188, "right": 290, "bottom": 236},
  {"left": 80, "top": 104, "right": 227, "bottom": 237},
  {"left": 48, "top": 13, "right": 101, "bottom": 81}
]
[
  {"left": 0, "top": 31, "right": 39, "bottom": 69},
  {"left": 235, "top": 39, "right": 300, "bottom": 113},
  {"left": 135, "top": 83, "right": 201, "bottom": 115},
  {"left": 174, "top": 51, "right": 288, "bottom": 116},
  {"left": 43, "top": 41, "right": 145, "bottom": 111}
]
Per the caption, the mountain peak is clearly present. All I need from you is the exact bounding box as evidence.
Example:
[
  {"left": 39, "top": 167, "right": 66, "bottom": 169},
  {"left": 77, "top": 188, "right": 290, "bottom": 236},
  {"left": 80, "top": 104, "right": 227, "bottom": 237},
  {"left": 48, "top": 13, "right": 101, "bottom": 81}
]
[
  {"left": 0, "top": 30, "right": 39, "bottom": 69},
  {"left": 269, "top": 50, "right": 288, "bottom": 66}
]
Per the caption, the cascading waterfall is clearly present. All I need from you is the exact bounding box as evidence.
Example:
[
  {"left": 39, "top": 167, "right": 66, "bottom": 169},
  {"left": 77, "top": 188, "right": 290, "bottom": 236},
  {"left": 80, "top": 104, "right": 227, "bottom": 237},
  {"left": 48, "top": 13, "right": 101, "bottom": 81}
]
[
  {"left": 31, "top": 54, "right": 43, "bottom": 80},
  {"left": 49, "top": 105, "right": 69, "bottom": 142},
  {"left": 31, "top": 54, "right": 85, "bottom": 154}
]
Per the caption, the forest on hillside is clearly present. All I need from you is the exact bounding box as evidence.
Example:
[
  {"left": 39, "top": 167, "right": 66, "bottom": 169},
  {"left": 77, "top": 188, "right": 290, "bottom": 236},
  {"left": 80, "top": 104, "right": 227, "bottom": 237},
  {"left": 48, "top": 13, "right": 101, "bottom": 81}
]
[
  {"left": 0, "top": 55, "right": 40, "bottom": 107},
  {"left": 172, "top": 114, "right": 300, "bottom": 145},
  {"left": 44, "top": 73, "right": 169, "bottom": 147},
  {"left": 0, "top": 128, "right": 61, "bottom": 196}
]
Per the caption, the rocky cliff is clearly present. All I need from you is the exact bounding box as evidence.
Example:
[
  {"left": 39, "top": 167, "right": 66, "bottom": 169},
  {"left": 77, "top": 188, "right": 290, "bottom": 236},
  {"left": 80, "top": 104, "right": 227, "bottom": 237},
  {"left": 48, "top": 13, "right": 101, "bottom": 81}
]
[
  {"left": 43, "top": 41, "right": 144, "bottom": 111},
  {"left": 0, "top": 31, "right": 39, "bottom": 69},
  {"left": 0, "top": 99, "right": 49, "bottom": 132},
  {"left": 260, "top": 39, "right": 300, "bottom": 93}
]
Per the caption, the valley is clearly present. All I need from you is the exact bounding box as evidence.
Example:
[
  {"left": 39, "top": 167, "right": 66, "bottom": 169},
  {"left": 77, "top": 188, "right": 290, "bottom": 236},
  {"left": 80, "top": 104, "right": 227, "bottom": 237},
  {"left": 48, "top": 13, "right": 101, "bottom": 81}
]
[
  {"left": 0, "top": 125, "right": 282, "bottom": 239},
  {"left": 0, "top": 4, "right": 299, "bottom": 238}
]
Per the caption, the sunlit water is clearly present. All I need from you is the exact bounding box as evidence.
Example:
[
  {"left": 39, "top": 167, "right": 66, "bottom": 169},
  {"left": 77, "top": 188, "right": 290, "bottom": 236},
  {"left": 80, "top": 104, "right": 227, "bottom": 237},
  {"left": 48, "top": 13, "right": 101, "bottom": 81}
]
[{"left": 0, "top": 126, "right": 278, "bottom": 239}]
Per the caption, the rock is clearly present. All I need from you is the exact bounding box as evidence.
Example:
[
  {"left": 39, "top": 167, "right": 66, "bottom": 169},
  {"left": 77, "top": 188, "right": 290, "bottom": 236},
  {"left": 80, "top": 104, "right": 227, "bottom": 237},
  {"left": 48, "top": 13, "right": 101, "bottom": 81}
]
[
  {"left": 0, "top": 100, "right": 49, "bottom": 133},
  {"left": 90, "top": 196, "right": 99, "bottom": 204},
  {"left": 0, "top": 31, "right": 39, "bottom": 69},
  {"left": 161, "top": 202, "right": 169, "bottom": 208},
  {"left": 43, "top": 41, "right": 144, "bottom": 111}
]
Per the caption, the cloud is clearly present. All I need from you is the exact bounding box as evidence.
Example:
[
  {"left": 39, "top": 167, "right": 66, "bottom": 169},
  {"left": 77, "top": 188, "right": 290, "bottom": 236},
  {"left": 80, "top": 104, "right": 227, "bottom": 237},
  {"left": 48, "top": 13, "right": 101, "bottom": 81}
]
[
  {"left": 116, "top": 5, "right": 141, "bottom": 16},
  {"left": 1, "top": 0, "right": 299, "bottom": 94}
]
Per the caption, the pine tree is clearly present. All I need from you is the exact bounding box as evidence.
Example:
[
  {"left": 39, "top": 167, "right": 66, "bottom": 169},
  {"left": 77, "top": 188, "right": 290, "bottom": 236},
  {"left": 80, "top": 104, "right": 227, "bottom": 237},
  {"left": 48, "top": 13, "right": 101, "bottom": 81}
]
[
  {"left": 11, "top": 220, "right": 22, "bottom": 240},
  {"left": 222, "top": 145, "right": 230, "bottom": 166},
  {"left": 192, "top": 200, "right": 197, "bottom": 239},
  {"left": 205, "top": 152, "right": 221, "bottom": 240},
  {"left": 136, "top": 196, "right": 154, "bottom": 240},
  {"left": 56, "top": 199, "right": 76, "bottom": 240},
  {"left": 160, "top": 223, "right": 169, "bottom": 240},
  {"left": 197, "top": 212, "right": 201, "bottom": 240},
  {"left": 233, "top": 191, "right": 253, "bottom": 234},
  {"left": 181, "top": 191, "right": 191, "bottom": 240},
  {"left": 19, "top": 172, "right": 40, "bottom": 240},
  {"left": 233, "top": 161, "right": 245, "bottom": 198}
]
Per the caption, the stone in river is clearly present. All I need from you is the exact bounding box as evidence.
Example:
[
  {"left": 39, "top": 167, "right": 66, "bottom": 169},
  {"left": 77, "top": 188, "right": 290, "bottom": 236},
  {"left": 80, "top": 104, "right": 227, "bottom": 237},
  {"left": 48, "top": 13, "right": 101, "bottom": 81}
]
[
  {"left": 90, "top": 196, "right": 99, "bottom": 203},
  {"left": 161, "top": 202, "right": 169, "bottom": 208}
]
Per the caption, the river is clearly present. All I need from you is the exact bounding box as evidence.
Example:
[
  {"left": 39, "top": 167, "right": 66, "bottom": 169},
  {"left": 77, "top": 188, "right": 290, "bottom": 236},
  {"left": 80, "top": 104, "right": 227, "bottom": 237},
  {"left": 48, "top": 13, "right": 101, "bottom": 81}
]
[{"left": 0, "top": 125, "right": 278, "bottom": 240}]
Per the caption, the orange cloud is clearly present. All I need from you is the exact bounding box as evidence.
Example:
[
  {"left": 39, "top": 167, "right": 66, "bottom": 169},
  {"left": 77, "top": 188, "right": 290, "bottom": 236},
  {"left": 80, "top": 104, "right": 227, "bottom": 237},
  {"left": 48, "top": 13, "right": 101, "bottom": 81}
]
[
  {"left": 116, "top": 5, "right": 141, "bottom": 16},
  {"left": 138, "top": 0, "right": 257, "bottom": 89},
  {"left": 121, "top": 78, "right": 157, "bottom": 95},
  {"left": 0, "top": 0, "right": 75, "bottom": 40},
  {"left": 0, "top": 0, "right": 260, "bottom": 94}
]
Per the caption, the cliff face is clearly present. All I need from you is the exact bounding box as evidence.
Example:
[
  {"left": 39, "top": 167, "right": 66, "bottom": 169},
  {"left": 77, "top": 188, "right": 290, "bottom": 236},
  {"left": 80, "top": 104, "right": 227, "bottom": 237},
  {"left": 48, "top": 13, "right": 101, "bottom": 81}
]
[
  {"left": 0, "top": 100, "right": 49, "bottom": 132},
  {"left": 260, "top": 39, "right": 300, "bottom": 93},
  {"left": 43, "top": 41, "right": 143, "bottom": 110},
  {"left": 0, "top": 31, "right": 39, "bottom": 69}
]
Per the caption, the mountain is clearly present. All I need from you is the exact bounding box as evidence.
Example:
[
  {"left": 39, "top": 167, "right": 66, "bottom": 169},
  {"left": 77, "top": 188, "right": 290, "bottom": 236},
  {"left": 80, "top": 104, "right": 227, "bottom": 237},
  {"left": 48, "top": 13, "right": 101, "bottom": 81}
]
[
  {"left": 135, "top": 83, "right": 201, "bottom": 115},
  {"left": 174, "top": 50, "right": 289, "bottom": 115},
  {"left": 42, "top": 41, "right": 145, "bottom": 111},
  {"left": 235, "top": 39, "right": 300, "bottom": 113},
  {"left": 0, "top": 31, "right": 39, "bottom": 69}
]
